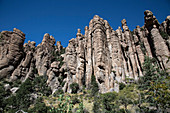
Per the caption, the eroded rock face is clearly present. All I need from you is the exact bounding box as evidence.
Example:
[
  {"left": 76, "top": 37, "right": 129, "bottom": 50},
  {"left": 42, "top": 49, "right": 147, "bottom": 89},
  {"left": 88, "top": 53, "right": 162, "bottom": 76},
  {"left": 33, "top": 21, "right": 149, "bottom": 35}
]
[
  {"left": 35, "top": 33, "right": 56, "bottom": 76},
  {"left": 0, "top": 28, "right": 25, "bottom": 79},
  {"left": 46, "top": 61, "right": 60, "bottom": 93},
  {"left": 0, "top": 10, "right": 169, "bottom": 93},
  {"left": 10, "top": 41, "right": 36, "bottom": 81},
  {"left": 144, "top": 10, "right": 170, "bottom": 70},
  {"left": 63, "top": 10, "right": 170, "bottom": 93}
]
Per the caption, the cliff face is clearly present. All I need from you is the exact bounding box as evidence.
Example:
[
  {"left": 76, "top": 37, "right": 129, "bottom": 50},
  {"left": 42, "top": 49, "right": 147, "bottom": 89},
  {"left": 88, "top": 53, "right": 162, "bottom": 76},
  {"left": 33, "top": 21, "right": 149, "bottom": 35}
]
[
  {"left": 63, "top": 10, "right": 169, "bottom": 93},
  {"left": 0, "top": 10, "right": 169, "bottom": 93}
]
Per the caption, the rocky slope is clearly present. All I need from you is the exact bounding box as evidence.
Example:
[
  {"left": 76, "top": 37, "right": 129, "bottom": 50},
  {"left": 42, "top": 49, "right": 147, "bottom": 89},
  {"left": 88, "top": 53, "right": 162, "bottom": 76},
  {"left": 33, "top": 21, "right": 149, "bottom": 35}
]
[{"left": 0, "top": 10, "right": 169, "bottom": 93}]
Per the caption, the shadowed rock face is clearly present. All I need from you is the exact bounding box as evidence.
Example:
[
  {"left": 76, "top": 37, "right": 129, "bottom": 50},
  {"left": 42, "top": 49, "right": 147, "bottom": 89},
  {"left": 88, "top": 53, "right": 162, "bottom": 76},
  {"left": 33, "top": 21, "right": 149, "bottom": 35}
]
[{"left": 0, "top": 10, "right": 169, "bottom": 93}]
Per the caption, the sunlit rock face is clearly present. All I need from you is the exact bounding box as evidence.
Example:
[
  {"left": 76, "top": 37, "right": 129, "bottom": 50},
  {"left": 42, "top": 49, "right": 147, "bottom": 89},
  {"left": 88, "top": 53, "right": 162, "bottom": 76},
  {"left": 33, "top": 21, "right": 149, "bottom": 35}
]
[
  {"left": 0, "top": 10, "right": 169, "bottom": 93},
  {"left": 0, "top": 28, "right": 25, "bottom": 79},
  {"left": 63, "top": 10, "right": 170, "bottom": 93}
]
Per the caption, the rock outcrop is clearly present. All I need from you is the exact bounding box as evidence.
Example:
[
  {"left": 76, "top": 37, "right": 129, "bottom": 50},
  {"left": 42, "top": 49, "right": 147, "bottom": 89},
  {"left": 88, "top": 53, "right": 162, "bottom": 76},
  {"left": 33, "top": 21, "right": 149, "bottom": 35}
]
[
  {"left": 0, "top": 28, "right": 25, "bottom": 79},
  {"left": 0, "top": 10, "right": 169, "bottom": 93},
  {"left": 63, "top": 10, "right": 170, "bottom": 93}
]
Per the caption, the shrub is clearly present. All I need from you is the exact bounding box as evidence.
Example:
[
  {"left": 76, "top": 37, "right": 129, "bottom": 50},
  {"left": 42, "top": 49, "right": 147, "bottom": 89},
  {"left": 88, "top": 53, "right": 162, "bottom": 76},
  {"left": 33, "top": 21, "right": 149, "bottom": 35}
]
[
  {"left": 93, "top": 96, "right": 102, "bottom": 113},
  {"left": 4, "top": 79, "right": 33, "bottom": 112},
  {"left": 0, "top": 33, "right": 2, "bottom": 42},
  {"left": 12, "top": 79, "right": 21, "bottom": 87},
  {"left": 140, "top": 27, "right": 144, "bottom": 31},
  {"left": 70, "top": 82, "right": 79, "bottom": 94},
  {"left": 119, "top": 82, "right": 126, "bottom": 90},
  {"left": 101, "top": 92, "right": 118, "bottom": 112},
  {"left": 61, "top": 81, "right": 66, "bottom": 87},
  {"left": 53, "top": 89, "right": 64, "bottom": 97},
  {"left": 33, "top": 76, "right": 52, "bottom": 96},
  {"left": 130, "top": 31, "right": 134, "bottom": 35},
  {"left": 4, "top": 76, "right": 52, "bottom": 112},
  {"left": 91, "top": 75, "right": 99, "bottom": 96},
  {"left": 50, "top": 95, "right": 73, "bottom": 113},
  {"left": 140, "top": 42, "right": 146, "bottom": 55},
  {"left": 76, "top": 101, "right": 84, "bottom": 113},
  {"left": 160, "top": 31, "right": 169, "bottom": 40},
  {"left": 28, "top": 97, "right": 50, "bottom": 113},
  {"left": 71, "top": 96, "right": 80, "bottom": 104}
]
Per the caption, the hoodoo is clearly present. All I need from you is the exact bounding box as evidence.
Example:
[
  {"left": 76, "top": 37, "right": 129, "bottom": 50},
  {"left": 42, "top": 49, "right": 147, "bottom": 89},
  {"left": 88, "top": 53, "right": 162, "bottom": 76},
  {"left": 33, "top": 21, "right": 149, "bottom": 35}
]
[{"left": 0, "top": 10, "right": 169, "bottom": 93}]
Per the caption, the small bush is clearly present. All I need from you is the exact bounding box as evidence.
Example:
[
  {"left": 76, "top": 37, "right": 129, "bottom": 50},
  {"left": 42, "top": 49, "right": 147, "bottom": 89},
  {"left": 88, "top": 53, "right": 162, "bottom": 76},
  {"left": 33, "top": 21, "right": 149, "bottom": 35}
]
[
  {"left": 140, "top": 42, "right": 146, "bottom": 55},
  {"left": 12, "top": 79, "right": 21, "bottom": 87},
  {"left": 130, "top": 31, "right": 134, "bottom": 35},
  {"left": 53, "top": 89, "right": 64, "bottom": 97},
  {"left": 0, "top": 33, "right": 2, "bottom": 42},
  {"left": 33, "top": 76, "right": 52, "bottom": 96},
  {"left": 61, "top": 81, "right": 66, "bottom": 87},
  {"left": 28, "top": 97, "right": 50, "bottom": 113},
  {"left": 91, "top": 75, "right": 99, "bottom": 96},
  {"left": 71, "top": 96, "right": 80, "bottom": 104},
  {"left": 51, "top": 94, "right": 73, "bottom": 113},
  {"left": 70, "top": 82, "right": 79, "bottom": 94},
  {"left": 119, "top": 83, "right": 126, "bottom": 90},
  {"left": 140, "top": 27, "right": 144, "bottom": 31},
  {"left": 160, "top": 31, "right": 169, "bottom": 40}
]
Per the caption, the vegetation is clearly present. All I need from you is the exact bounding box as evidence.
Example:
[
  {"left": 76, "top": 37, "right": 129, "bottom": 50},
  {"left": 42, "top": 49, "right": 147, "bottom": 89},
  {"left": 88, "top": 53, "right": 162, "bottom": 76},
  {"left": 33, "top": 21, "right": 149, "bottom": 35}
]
[
  {"left": 53, "top": 89, "right": 64, "bottom": 97},
  {"left": 138, "top": 56, "right": 170, "bottom": 112},
  {"left": 33, "top": 76, "right": 52, "bottom": 96},
  {"left": 0, "top": 33, "right": 3, "bottom": 42},
  {"left": 70, "top": 82, "right": 79, "bottom": 94},
  {"left": 119, "top": 82, "right": 126, "bottom": 90},
  {"left": 0, "top": 76, "right": 52, "bottom": 112},
  {"left": 92, "top": 56, "right": 169, "bottom": 113},
  {"left": 52, "top": 48, "right": 65, "bottom": 68},
  {"left": 50, "top": 94, "right": 73, "bottom": 113},
  {"left": 160, "top": 31, "right": 169, "bottom": 40},
  {"left": 0, "top": 54, "right": 169, "bottom": 113},
  {"left": 28, "top": 97, "right": 50, "bottom": 113},
  {"left": 140, "top": 41, "right": 147, "bottom": 55},
  {"left": 71, "top": 95, "right": 80, "bottom": 104},
  {"left": 140, "top": 27, "right": 144, "bottom": 31},
  {"left": 90, "top": 75, "right": 99, "bottom": 96}
]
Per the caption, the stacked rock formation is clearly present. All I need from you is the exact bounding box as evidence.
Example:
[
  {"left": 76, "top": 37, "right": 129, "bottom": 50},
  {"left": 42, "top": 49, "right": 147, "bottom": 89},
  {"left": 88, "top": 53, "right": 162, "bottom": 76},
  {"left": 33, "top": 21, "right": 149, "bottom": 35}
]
[
  {"left": 0, "top": 28, "right": 25, "bottom": 79},
  {"left": 63, "top": 10, "right": 170, "bottom": 93},
  {"left": 0, "top": 10, "right": 169, "bottom": 93}
]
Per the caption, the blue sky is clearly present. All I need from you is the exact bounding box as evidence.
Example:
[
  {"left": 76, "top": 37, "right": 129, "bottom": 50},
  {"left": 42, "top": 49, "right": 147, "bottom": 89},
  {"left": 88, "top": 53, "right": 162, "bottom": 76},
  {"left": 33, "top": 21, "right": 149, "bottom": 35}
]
[{"left": 0, "top": 0, "right": 170, "bottom": 47}]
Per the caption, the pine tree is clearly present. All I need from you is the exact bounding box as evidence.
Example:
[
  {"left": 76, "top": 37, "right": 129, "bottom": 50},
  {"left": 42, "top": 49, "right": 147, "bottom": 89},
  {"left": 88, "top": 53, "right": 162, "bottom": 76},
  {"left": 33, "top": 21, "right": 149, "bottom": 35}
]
[
  {"left": 91, "top": 75, "right": 99, "bottom": 96},
  {"left": 138, "top": 56, "right": 170, "bottom": 112}
]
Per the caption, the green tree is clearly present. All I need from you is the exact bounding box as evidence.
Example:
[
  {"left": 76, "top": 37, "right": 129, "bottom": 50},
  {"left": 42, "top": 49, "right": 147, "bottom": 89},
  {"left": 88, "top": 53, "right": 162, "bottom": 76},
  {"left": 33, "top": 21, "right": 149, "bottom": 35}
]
[
  {"left": 138, "top": 56, "right": 170, "bottom": 112},
  {"left": 5, "top": 76, "right": 52, "bottom": 112},
  {"left": 93, "top": 95, "right": 102, "bottom": 113},
  {"left": 101, "top": 92, "right": 118, "bottom": 112},
  {"left": 91, "top": 75, "right": 99, "bottom": 96},
  {"left": 5, "top": 79, "right": 33, "bottom": 112},
  {"left": 33, "top": 76, "right": 52, "bottom": 96},
  {"left": 0, "top": 84, "right": 11, "bottom": 112}
]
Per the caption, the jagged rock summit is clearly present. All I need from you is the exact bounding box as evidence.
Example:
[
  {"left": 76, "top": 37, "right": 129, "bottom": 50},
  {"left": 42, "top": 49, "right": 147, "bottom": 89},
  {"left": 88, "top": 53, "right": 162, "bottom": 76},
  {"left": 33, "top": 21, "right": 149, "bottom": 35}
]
[{"left": 0, "top": 10, "right": 169, "bottom": 93}]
